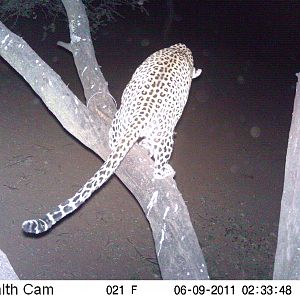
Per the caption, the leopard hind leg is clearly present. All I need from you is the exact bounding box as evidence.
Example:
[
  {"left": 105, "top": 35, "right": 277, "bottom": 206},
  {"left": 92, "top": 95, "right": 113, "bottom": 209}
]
[{"left": 152, "top": 133, "right": 175, "bottom": 179}]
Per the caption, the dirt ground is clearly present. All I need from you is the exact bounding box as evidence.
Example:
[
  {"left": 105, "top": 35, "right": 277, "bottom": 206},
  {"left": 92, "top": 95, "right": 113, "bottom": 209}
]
[{"left": 0, "top": 3, "right": 298, "bottom": 279}]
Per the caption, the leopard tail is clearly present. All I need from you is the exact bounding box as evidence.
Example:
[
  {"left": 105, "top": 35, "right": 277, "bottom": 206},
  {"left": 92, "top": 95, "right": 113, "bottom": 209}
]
[{"left": 22, "top": 129, "right": 139, "bottom": 234}]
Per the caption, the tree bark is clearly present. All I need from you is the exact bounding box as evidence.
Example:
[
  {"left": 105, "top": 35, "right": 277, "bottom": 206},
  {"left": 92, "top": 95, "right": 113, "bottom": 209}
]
[
  {"left": 0, "top": 0, "right": 209, "bottom": 280},
  {"left": 273, "top": 73, "right": 300, "bottom": 279}
]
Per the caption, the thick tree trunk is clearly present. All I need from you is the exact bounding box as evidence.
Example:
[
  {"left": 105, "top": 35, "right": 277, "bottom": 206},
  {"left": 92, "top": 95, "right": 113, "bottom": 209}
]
[
  {"left": 0, "top": 0, "right": 209, "bottom": 279},
  {"left": 0, "top": 249, "right": 19, "bottom": 280},
  {"left": 273, "top": 73, "right": 300, "bottom": 279}
]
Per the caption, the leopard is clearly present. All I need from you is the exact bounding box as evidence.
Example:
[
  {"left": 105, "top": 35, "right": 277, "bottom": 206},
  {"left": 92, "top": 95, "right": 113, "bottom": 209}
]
[{"left": 22, "top": 43, "right": 202, "bottom": 234}]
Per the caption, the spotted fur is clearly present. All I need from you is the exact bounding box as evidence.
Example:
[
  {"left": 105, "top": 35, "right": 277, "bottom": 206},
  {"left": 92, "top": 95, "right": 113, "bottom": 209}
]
[{"left": 22, "top": 43, "right": 202, "bottom": 234}]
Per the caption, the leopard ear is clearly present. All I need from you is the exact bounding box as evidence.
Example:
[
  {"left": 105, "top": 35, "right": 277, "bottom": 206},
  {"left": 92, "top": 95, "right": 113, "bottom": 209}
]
[{"left": 192, "top": 68, "right": 202, "bottom": 79}]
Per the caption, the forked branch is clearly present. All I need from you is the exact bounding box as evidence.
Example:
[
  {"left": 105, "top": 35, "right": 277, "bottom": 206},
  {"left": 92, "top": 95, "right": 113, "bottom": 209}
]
[{"left": 0, "top": 0, "right": 209, "bottom": 279}]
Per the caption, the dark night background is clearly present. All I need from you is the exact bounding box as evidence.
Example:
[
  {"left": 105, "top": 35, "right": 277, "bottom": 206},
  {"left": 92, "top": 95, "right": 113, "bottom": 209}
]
[{"left": 0, "top": 0, "right": 300, "bottom": 279}]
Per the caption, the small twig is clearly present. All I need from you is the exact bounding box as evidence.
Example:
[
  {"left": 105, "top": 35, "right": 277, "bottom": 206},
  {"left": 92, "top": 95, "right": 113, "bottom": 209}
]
[
  {"left": 34, "top": 144, "right": 54, "bottom": 151},
  {"left": 57, "top": 41, "right": 72, "bottom": 52},
  {"left": 3, "top": 184, "right": 19, "bottom": 191},
  {"left": 62, "top": 143, "right": 73, "bottom": 148},
  {"left": 56, "top": 232, "right": 71, "bottom": 237},
  {"left": 1, "top": 155, "right": 33, "bottom": 169},
  {"left": 127, "top": 238, "right": 158, "bottom": 265}
]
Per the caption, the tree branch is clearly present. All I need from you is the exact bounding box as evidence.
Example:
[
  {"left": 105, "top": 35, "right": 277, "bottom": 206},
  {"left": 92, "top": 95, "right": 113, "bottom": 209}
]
[
  {"left": 60, "top": 0, "right": 117, "bottom": 118},
  {"left": 0, "top": 3, "right": 209, "bottom": 279},
  {"left": 273, "top": 73, "right": 300, "bottom": 279}
]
